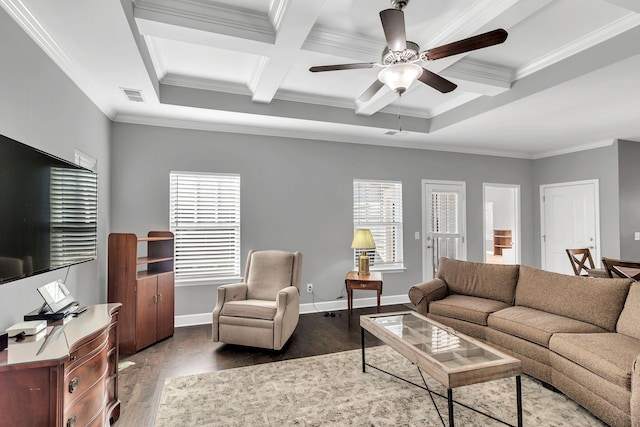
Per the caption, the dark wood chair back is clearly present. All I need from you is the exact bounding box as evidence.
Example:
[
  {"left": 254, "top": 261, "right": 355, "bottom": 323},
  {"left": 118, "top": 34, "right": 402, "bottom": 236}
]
[
  {"left": 601, "top": 257, "right": 640, "bottom": 281},
  {"left": 566, "top": 248, "right": 596, "bottom": 276}
]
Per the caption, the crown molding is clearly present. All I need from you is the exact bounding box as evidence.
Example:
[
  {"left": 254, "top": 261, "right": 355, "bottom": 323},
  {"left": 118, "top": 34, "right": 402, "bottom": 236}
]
[
  {"left": 134, "top": 0, "right": 275, "bottom": 44},
  {"left": 0, "top": 0, "right": 115, "bottom": 118},
  {"left": 268, "top": 0, "right": 288, "bottom": 32},
  {"left": 515, "top": 13, "right": 640, "bottom": 80},
  {"left": 303, "top": 24, "right": 381, "bottom": 62},
  {"left": 532, "top": 138, "right": 616, "bottom": 159},
  {"left": 444, "top": 58, "right": 512, "bottom": 87},
  {"left": 162, "top": 73, "right": 251, "bottom": 96}
]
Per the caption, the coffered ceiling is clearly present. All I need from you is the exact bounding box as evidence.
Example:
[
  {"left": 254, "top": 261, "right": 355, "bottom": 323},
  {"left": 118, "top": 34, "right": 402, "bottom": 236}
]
[{"left": 3, "top": 0, "right": 640, "bottom": 158}]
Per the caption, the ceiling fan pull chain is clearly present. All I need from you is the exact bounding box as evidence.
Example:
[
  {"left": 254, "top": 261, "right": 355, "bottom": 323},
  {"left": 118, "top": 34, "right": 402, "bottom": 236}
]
[{"left": 397, "top": 92, "right": 403, "bottom": 132}]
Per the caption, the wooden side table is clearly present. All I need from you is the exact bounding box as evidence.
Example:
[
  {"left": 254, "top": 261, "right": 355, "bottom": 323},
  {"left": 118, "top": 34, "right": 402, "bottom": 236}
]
[{"left": 345, "top": 271, "right": 383, "bottom": 325}]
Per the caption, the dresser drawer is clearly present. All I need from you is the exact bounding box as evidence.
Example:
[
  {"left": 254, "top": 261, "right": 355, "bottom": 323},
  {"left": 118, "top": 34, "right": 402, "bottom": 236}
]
[
  {"left": 65, "top": 340, "right": 109, "bottom": 408},
  {"left": 63, "top": 377, "right": 107, "bottom": 427},
  {"left": 68, "top": 329, "right": 110, "bottom": 366}
]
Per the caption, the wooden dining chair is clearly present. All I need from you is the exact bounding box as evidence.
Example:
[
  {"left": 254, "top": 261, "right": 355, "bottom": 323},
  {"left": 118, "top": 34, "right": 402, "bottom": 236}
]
[
  {"left": 566, "top": 248, "right": 598, "bottom": 276},
  {"left": 601, "top": 257, "right": 640, "bottom": 281}
]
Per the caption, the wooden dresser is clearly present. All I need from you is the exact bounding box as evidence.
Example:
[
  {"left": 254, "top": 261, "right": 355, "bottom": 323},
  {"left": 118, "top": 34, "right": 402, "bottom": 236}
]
[{"left": 0, "top": 304, "right": 121, "bottom": 427}]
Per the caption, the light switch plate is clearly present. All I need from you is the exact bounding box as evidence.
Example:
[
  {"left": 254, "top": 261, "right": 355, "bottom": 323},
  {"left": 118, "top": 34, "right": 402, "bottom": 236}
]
[{"left": 634, "top": 232, "right": 640, "bottom": 241}]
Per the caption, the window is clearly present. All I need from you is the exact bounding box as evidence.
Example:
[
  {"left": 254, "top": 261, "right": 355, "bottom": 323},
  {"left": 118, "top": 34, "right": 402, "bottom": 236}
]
[
  {"left": 170, "top": 172, "right": 241, "bottom": 285},
  {"left": 50, "top": 167, "right": 98, "bottom": 268},
  {"left": 353, "top": 179, "right": 404, "bottom": 271}
]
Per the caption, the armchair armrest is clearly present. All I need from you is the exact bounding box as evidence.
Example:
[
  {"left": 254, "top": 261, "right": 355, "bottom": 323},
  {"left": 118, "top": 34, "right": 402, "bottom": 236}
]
[
  {"left": 273, "top": 286, "right": 300, "bottom": 351},
  {"left": 632, "top": 355, "right": 640, "bottom": 427},
  {"left": 211, "top": 282, "right": 248, "bottom": 342},
  {"left": 408, "top": 278, "right": 448, "bottom": 315}
]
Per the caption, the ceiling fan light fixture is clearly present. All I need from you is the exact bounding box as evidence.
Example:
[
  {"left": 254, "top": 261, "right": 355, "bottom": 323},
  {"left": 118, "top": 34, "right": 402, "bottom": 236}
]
[{"left": 378, "top": 63, "right": 422, "bottom": 94}]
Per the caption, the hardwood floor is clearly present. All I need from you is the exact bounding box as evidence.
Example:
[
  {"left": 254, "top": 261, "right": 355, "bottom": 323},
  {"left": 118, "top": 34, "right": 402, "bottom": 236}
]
[{"left": 115, "top": 304, "right": 413, "bottom": 426}]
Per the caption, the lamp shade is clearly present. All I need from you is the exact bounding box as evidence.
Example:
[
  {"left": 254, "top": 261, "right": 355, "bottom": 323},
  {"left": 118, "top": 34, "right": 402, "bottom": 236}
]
[
  {"left": 377, "top": 63, "right": 422, "bottom": 94},
  {"left": 351, "top": 229, "right": 376, "bottom": 249}
]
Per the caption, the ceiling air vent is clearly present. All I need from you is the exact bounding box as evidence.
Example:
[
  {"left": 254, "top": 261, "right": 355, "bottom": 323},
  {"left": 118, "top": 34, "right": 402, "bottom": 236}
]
[{"left": 121, "top": 88, "right": 144, "bottom": 102}]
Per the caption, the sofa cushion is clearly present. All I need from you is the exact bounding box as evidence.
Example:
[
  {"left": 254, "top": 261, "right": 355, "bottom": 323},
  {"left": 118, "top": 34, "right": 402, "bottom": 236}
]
[
  {"left": 221, "top": 299, "right": 277, "bottom": 320},
  {"left": 429, "top": 295, "right": 510, "bottom": 326},
  {"left": 617, "top": 282, "right": 640, "bottom": 340},
  {"left": 515, "top": 265, "right": 632, "bottom": 331},
  {"left": 488, "top": 306, "right": 606, "bottom": 347},
  {"left": 550, "top": 332, "right": 640, "bottom": 390},
  {"left": 437, "top": 257, "right": 519, "bottom": 304}
]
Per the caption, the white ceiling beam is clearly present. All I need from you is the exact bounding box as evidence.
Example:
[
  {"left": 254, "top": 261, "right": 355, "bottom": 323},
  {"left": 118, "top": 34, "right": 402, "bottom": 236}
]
[
  {"left": 134, "top": 0, "right": 275, "bottom": 44},
  {"left": 249, "top": 0, "right": 328, "bottom": 103},
  {"left": 603, "top": 0, "right": 640, "bottom": 13}
]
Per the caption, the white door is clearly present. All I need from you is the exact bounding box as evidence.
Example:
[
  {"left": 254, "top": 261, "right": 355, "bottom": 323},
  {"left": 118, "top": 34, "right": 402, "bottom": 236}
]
[
  {"left": 422, "top": 180, "right": 466, "bottom": 281},
  {"left": 541, "top": 180, "right": 600, "bottom": 274}
]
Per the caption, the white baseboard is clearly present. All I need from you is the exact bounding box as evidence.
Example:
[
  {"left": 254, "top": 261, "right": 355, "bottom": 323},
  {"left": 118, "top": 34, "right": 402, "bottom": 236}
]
[{"left": 174, "top": 293, "right": 411, "bottom": 327}]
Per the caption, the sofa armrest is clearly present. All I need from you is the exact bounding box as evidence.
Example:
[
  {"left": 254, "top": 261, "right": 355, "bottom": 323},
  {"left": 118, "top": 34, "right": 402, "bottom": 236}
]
[
  {"left": 632, "top": 355, "right": 640, "bottom": 427},
  {"left": 408, "top": 278, "right": 448, "bottom": 315},
  {"left": 211, "top": 282, "right": 248, "bottom": 342}
]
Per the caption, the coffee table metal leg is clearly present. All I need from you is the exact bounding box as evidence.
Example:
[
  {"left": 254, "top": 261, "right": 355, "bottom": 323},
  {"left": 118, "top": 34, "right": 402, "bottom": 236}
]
[
  {"left": 516, "top": 375, "right": 522, "bottom": 427},
  {"left": 361, "top": 327, "right": 366, "bottom": 373},
  {"left": 447, "top": 388, "right": 454, "bottom": 427}
]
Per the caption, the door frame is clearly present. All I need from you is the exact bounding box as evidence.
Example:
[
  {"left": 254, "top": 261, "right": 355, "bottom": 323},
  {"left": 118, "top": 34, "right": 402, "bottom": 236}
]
[
  {"left": 482, "top": 183, "right": 521, "bottom": 264},
  {"left": 539, "top": 179, "right": 601, "bottom": 270},
  {"left": 421, "top": 179, "right": 467, "bottom": 281}
]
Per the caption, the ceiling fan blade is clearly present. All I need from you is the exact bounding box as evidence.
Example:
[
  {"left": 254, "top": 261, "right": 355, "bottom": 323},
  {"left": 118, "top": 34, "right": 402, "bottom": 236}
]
[
  {"left": 423, "top": 29, "right": 508, "bottom": 61},
  {"left": 359, "top": 80, "right": 385, "bottom": 102},
  {"left": 309, "top": 63, "right": 376, "bottom": 72},
  {"left": 379, "top": 9, "right": 407, "bottom": 52},
  {"left": 417, "top": 68, "right": 457, "bottom": 93}
]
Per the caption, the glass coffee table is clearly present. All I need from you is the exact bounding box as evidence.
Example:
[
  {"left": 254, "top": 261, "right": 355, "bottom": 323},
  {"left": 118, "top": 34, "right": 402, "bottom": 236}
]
[{"left": 360, "top": 311, "right": 522, "bottom": 427}]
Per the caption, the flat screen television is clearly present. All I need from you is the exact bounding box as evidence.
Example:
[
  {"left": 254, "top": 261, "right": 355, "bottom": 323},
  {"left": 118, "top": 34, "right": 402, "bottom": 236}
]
[{"left": 0, "top": 133, "right": 97, "bottom": 284}]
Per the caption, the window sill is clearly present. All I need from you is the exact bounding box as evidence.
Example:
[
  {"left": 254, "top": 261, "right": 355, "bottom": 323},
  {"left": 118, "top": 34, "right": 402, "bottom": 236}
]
[
  {"left": 175, "top": 276, "right": 243, "bottom": 287},
  {"left": 370, "top": 267, "right": 407, "bottom": 274}
]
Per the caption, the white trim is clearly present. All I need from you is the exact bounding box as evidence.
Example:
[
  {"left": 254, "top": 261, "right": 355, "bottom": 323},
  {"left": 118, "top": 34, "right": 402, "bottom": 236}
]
[
  {"left": 482, "top": 183, "right": 521, "bottom": 265},
  {"left": 539, "top": 179, "right": 601, "bottom": 271},
  {"left": 515, "top": 13, "right": 640, "bottom": 81},
  {"left": 532, "top": 138, "right": 616, "bottom": 159},
  {"left": 174, "top": 293, "right": 411, "bottom": 326}
]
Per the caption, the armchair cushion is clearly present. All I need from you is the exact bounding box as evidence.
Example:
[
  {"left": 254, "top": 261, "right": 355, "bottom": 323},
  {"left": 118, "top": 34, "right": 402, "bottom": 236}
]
[
  {"left": 221, "top": 300, "right": 277, "bottom": 320},
  {"left": 246, "top": 250, "right": 295, "bottom": 300}
]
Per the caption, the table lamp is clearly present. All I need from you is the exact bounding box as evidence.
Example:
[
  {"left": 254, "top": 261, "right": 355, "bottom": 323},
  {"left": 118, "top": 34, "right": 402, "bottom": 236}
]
[{"left": 351, "top": 229, "right": 376, "bottom": 275}]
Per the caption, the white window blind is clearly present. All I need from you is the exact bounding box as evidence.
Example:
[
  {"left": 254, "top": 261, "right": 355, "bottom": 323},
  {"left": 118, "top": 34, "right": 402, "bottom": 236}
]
[
  {"left": 430, "top": 191, "right": 461, "bottom": 260},
  {"left": 50, "top": 167, "right": 98, "bottom": 268},
  {"left": 170, "top": 172, "right": 241, "bottom": 285},
  {"left": 353, "top": 179, "right": 404, "bottom": 270}
]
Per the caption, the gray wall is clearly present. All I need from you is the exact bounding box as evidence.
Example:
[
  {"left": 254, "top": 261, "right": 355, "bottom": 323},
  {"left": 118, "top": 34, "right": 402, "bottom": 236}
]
[
  {"left": 111, "top": 123, "right": 534, "bottom": 316},
  {"left": 0, "top": 8, "right": 110, "bottom": 330},
  {"left": 532, "top": 143, "right": 620, "bottom": 267},
  {"left": 618, "top": 139, "right": 640, "bottom": 260}
]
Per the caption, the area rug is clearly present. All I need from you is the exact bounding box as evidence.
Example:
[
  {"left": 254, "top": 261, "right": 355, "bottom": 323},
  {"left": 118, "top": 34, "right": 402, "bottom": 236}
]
[{"left": 155, "top": 345, "right": 605, "bottom": 426}]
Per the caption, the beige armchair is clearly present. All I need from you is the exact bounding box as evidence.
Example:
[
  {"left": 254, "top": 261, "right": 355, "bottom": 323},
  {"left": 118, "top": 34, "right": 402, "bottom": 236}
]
[{"left": 212, "top": 250, "right": 302, "bottom": 350}]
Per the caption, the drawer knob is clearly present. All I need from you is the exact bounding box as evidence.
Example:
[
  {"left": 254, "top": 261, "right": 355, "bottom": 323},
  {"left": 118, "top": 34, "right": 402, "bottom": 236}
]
[
  {"left": 67, "top": 414, "right": 77, "bottom": 427},
  {"left": 69, "top": 376, "right": 79, "bottom": 393}
]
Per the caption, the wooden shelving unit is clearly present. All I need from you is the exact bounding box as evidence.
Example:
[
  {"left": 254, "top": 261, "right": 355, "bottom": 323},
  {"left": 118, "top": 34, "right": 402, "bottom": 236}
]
[
  {"left": 493, "top": 229, "right": 512, "bottom": 256},
  {"left": 108, "top": 231, "right": 175, "bottom": 354}
]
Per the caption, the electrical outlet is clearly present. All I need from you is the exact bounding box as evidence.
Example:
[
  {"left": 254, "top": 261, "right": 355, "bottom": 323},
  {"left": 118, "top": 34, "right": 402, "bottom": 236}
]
[{"left": 306, "top": 284, "right": 313, "bottom": 293}]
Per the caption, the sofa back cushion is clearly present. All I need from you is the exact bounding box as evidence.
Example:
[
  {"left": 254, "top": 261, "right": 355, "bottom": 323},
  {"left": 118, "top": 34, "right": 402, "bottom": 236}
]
[
  {"left": 437, "top": 258, "right": 519, "bottom": 304},
  {"left": 515, "top": 265, "right": 632, "bottom": 331},
  {"left": 617, "top": 282, "right": 640, "bottom": 340}
]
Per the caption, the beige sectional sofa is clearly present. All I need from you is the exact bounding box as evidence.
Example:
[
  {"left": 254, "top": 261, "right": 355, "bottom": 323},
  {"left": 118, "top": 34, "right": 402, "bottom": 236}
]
[{"left": 408, "top": 257, "right": 640, "bottom": 427}]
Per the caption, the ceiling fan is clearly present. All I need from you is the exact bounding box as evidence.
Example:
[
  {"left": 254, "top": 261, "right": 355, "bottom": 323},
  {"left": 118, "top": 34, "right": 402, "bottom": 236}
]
[{"left": 309, "top": 0, "right": 508, "bottom": 101}]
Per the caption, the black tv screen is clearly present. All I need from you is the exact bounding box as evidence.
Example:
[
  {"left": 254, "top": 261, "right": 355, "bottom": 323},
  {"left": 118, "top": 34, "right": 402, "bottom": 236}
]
[{"left": 0, "top": 134, "right": 97, "bottom": 284}]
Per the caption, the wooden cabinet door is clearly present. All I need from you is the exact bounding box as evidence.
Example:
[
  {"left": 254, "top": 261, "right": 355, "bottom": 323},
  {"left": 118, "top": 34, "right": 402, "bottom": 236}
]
[
  {"left": 136, "top": 277, "right": 158, "bottom": 351},
  {"left": 156, "top": 273, "right": 175, "bottom": 341}
]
